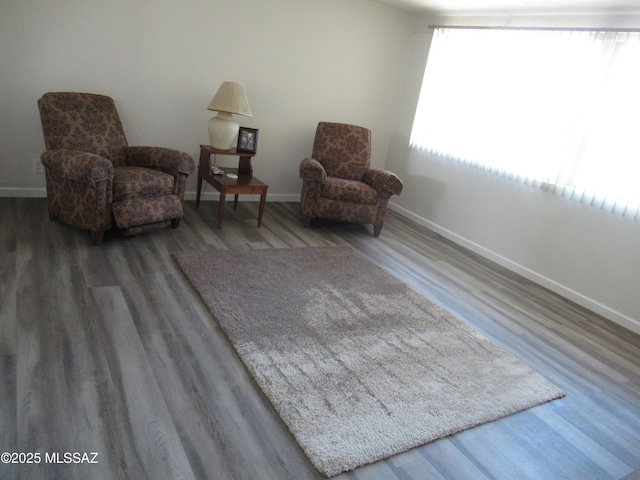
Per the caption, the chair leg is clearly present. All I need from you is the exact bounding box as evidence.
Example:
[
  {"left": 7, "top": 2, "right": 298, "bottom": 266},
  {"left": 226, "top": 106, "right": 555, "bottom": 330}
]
[
  {"left": 171, "top": 218, "right": 181, "bottom": 229},
  {"left": 373, "top": 221, "right": 384, "bottom": 238},
  {"left": 90, "top": 230, "right": 105, "bottom": 246},
  {"left": 302, "top": 215, "right": 311, "bottom": 228}
]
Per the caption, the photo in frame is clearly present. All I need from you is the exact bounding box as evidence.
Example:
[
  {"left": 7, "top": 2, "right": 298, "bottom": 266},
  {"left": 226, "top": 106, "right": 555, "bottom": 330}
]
[{"left": 237, "top": 127, "right": 259, "bottom": 154}]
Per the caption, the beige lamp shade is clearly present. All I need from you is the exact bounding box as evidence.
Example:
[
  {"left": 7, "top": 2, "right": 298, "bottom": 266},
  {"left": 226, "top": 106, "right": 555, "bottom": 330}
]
[
  {"left": 207, "top": 81, "right": 253, "bottom": 116},
  {"left": 207, "top": 81, "right": 253, "bottom": 150}
]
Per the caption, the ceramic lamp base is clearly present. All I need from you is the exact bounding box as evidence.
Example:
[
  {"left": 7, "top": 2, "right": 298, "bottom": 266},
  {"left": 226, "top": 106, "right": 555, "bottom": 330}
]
[{"left": 208, "top": 112, "right": 239, "bottom": 150}]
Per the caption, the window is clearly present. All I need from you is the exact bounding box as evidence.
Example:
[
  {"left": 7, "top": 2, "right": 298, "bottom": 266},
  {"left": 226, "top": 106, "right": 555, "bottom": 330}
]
[{"left": 410, "top": 27, "right": 640, "bottom": 219}]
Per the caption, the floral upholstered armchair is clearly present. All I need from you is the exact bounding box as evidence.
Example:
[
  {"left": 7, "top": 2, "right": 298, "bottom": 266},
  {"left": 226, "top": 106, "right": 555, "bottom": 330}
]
[
  {"left": 38, "top": 92, "right": 195, "bottom": 245},
  {"left": 299, "top": 122, "right": 403, "bottom": 237}
]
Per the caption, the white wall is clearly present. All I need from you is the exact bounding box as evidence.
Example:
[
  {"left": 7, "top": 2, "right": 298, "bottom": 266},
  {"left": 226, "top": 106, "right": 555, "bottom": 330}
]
[
  {"left": 389, "top": 12, "right": 640, "bottom": 334},
  {"left": 0, "top": 0, "right": 412, "bottom": 200}
]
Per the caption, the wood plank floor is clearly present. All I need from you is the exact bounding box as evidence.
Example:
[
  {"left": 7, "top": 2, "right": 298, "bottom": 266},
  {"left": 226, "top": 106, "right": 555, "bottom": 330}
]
[{"left": 1, "top": 197, "right": 639, "bottom": 480}]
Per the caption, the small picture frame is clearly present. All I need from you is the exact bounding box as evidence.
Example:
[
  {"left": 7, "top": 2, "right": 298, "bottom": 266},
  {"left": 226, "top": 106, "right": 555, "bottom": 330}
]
[{"left": 237, "top": 127, "right": 259, "bottom": 154}]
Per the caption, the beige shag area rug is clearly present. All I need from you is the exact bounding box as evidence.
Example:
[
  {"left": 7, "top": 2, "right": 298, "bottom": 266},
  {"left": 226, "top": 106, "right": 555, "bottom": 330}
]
[{"left": 174, "top": 246, "right": 564, "bottom": 477}]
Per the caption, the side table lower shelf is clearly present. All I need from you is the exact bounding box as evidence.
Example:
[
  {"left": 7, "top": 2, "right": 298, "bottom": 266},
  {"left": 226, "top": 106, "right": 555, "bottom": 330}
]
[{"left": 196, "top": 146, "right": 268, "bottom": 229}]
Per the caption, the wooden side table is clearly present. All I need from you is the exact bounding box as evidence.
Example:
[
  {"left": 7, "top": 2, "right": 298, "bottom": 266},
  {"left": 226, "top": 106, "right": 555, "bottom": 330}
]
[{"left": 196, "top": 145, "right": 268, "bottom": 229}]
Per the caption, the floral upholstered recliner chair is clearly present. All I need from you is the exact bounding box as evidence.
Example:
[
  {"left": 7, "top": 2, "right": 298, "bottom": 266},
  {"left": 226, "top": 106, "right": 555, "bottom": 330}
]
[
  {"left": 299, "top": 122, "right": 403, "bottom": 237},
  {"left": 38, "top": 92, "right": 195, "bottom": 245}
]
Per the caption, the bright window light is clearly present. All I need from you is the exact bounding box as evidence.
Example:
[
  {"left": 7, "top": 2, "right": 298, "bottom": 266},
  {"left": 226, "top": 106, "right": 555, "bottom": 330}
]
[{"left": 410, "top": 27, "right": 640, "bottom": 219}]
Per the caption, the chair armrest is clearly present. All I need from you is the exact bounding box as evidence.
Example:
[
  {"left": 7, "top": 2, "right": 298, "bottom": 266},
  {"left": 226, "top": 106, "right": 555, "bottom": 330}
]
[
  {"left": 300, "top": 158, "right": 327, "bottom": 182},
  {"left": 363, "top": 169, "right": 403, "bottom": 196},
  {"left": 127, "top": 146, "right": 195, "bottom": 176},
  {"left": 41, "top": 149, "right": 114, "bottom": 184}
]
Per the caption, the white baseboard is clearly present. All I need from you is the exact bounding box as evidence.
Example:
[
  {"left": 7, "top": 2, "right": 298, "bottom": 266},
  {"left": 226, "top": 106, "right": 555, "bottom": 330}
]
[
  {"left": 0, "top": 187, "right": 47, "bottom": 198},
  {"left": 388, "top": 202, "right": 640, "bottom": 336},
  {"left": 184, "top": 191, "right": 300, "bottom": 202}
]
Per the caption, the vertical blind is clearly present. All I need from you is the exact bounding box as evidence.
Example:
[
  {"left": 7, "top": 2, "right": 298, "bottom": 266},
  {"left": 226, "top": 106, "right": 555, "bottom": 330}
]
[{"left": 410, "top": 27, "right": 640, "bottom": 219}]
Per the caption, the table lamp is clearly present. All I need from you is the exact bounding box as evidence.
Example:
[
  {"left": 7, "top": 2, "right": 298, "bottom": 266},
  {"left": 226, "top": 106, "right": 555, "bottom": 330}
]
[{"left": 207, "top": 81, "right": 253, "bottom": 150}]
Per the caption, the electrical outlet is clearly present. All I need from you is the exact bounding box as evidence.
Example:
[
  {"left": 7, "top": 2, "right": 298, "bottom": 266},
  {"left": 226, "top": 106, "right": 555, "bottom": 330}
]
[{"left": 32, "top": 158, "right": 44, "bottom": 174}]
